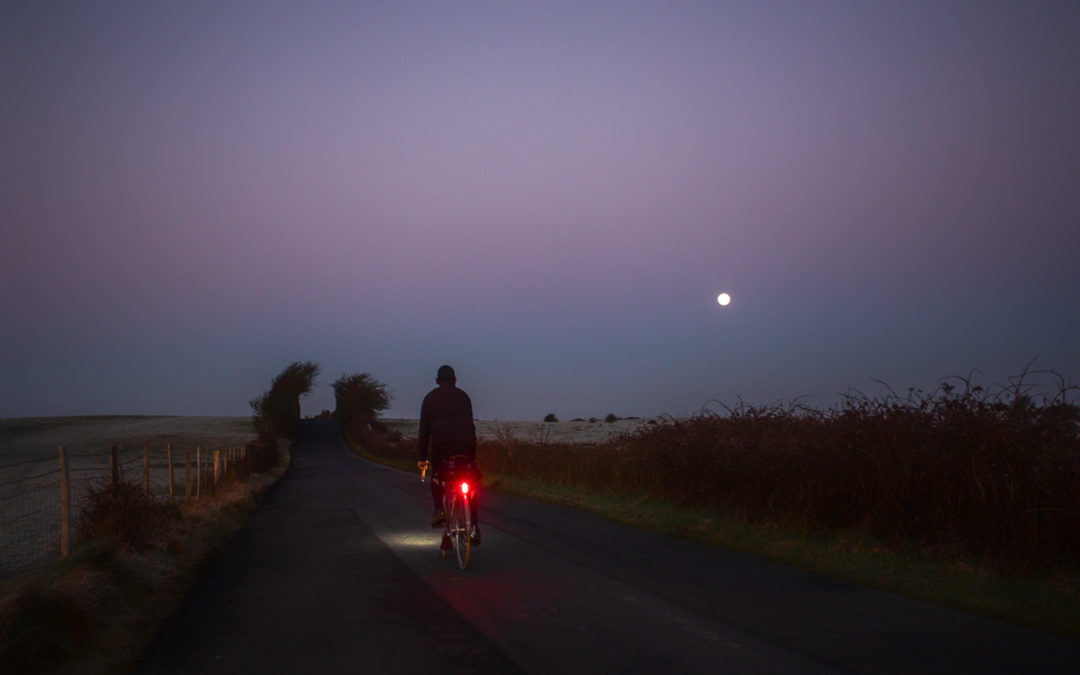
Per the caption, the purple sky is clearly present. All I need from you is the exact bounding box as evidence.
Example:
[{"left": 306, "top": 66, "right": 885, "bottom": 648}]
[{"left": 3, "top": 1, "right": 1078, "bottom": 421}]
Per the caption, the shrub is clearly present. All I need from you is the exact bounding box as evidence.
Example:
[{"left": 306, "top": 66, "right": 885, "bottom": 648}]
[
  {"left": 477, "top": 370, "right": 1080, "bottom": 573},
  {"left": 333, "top": 372, "right": 392, "bottom": 426},
  {"left": 543, "top": 413, "right": 559, "bottom": 423},
  {"left": 250, "top": 361, "right": 320, "bottom": 441},
  {"left": 331, "top": 372, "right": 401, "bottom": 462},
  {"left": 235, "top": 440, "right": 279, "bottom": 476},
  {"left": 78, "top": 480, "right": 180, "bottom": 551},
  {"left": 604, "top": 413, "right": 619, "bottom": 423}
]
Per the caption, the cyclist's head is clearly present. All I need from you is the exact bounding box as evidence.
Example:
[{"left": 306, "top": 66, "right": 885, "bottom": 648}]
[{"left": 436, "top": 364, "right": 456, "bottom": 385}]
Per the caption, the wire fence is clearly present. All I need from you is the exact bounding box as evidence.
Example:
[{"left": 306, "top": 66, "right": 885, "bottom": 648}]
[{"left": 0, "top": 442, "right": 267, "bottom": 578}]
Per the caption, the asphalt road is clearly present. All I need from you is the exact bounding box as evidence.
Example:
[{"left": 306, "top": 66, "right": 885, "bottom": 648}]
[{"left": 137, "top": 420, "right": 1080, "bottom": 674}]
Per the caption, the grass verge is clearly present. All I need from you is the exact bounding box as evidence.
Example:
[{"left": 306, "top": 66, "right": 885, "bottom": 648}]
[
  {"left": 346, "top": 431, "right": 1080, "bottom": 639},
  {"left": 0, "top": 443, "right": 291, "bottom": 673}
]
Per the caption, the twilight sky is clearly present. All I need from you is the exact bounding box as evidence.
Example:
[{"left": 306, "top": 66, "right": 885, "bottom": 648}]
[{"left": 2, "top": 1, "right": 1078, "bottom": 421}]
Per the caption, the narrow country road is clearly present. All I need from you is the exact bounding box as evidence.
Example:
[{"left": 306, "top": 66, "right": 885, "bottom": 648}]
[{"left": 137, "top": 420, "right": 1080, "bottom": 674}]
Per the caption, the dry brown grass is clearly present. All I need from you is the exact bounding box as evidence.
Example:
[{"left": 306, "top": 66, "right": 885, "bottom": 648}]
[{"left": 476, "top": 375, "right": 1080, "bottom": 575}]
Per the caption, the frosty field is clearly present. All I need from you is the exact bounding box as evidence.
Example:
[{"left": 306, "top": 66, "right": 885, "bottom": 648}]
[{"left": 381, "top": 417, "right": 654, "bottom": 444}]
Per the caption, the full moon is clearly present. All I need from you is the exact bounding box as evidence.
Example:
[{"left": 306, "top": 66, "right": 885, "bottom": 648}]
[{"left": 717, "top": 292, "right": 731, "bottom": 306}]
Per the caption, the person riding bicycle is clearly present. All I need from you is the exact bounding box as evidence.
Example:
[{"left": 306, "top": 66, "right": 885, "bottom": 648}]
[{"left": 417, "top": 365, "right": 480, "bottom": 545}]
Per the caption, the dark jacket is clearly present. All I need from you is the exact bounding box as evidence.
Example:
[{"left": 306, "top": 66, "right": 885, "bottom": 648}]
[{"left": 418, "top": 384, "right": 477, "bottom": 463}]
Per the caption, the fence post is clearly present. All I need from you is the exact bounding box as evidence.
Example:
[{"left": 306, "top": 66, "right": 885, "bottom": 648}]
[
  {"left": 110, "top": 445, "right": 120, "bottom": 486},
  {"left": 143, "top": 440, "right": 150, "bottom": 496},
  {"left": 59, "top": 445, "right": 70, "bottom": 559},
  {"left": 214, "top": 450, "right": 221, "bottom": 488},
  {"left": 196, "top": 446, "right": 201, "bottom": 498},
  {"left": 167, "top": 444, "right": 174, "bottom": 501}
]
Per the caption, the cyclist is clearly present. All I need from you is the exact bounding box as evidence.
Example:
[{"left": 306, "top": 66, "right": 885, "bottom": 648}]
[{"left": 417, "top": 365, "right": 480, "bottom": 544}]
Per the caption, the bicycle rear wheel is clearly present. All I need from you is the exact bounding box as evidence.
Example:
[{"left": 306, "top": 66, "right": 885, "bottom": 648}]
[
  {"left": 441, "top": 492, "right": 452, "bottom": 559},
  {"left": 452, "top": 493, "right": 471, "bottom": 570}
]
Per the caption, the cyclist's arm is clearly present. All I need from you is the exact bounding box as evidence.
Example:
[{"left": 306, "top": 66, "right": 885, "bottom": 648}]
[
  {"left": 418, "top": 396, "right": 433, "bottom": 464},
  {"left": 463, "top": 393, "right": 477, "bottom": 459}
]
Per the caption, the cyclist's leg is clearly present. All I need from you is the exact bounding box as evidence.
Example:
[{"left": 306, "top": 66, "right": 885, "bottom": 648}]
[
  {"left": 429, "top": 455, "right": 448, "bottom": 527},
  {"left": 430, "top": 451, "right": 449, "bottom": 513},
  {"left": 430, "top": 478, "right": 443, "bottom": 512},
  {"left": 467, "top": 452, "right": 480, "bottom": 526}
]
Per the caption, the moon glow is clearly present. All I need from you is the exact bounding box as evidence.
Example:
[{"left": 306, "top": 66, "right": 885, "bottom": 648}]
[{"left": 717, "top": 293, "right": 731, "bottom": 306}]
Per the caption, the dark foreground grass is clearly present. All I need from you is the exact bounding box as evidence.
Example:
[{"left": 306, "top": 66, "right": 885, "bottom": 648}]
[
  {"left": 0, "top": 443, "right": 290, "bottom": 673},
  {"left": 347, "top": 372, "right": 1080, "bottom": 637}
]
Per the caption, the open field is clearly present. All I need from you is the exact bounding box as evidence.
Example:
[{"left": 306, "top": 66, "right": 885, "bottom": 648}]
[
  {"left": 0, "top": 416, "right": 259, "bottom": 577},
  {"left": 1, "top": 416, "right": 255, "bottom": 466},
  {"left": 381, "top": 417, "right": 655, "bottom": 445}
]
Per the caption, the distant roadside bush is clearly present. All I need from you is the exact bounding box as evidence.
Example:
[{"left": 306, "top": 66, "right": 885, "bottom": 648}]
[
  {"left": 478, "top": 370, "right": 1080, "bottom": 573},
  {"left": 250, "top": 361, "right": 320, "bottom": 441},
  {"left": 333, "top": 372, "right": 393, "bottom": 447},
  {"left": 544, "top": 413, "right": 558, "bottom": 423},
  {"left": 604, "top": 413, "right": 619, "bottom": 423},
  {"left": 333, "top": 372, "right": 391, "bottom": 425}
]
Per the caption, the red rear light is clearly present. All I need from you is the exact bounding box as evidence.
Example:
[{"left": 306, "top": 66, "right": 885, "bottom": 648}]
[{"left": 460, "top": 481, "right": 469, "bottom": 495}]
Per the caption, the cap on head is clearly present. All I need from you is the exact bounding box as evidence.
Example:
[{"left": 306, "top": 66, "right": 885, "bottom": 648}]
[{"left": 436, "top": 365, "right": 456, "bottom": 383}]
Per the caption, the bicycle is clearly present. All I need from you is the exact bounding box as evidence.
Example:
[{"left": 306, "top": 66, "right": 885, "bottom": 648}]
[{"left": 420, "top": 455, "right": 478, "bottom": 570}]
